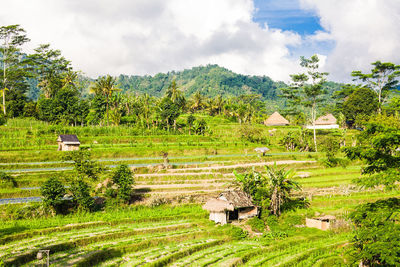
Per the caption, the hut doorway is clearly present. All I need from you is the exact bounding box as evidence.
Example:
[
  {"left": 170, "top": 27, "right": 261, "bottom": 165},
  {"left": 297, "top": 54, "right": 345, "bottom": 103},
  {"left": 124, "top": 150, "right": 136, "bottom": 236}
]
[{"left": 228, "top": 209, "right": 238, "bottom": 221}]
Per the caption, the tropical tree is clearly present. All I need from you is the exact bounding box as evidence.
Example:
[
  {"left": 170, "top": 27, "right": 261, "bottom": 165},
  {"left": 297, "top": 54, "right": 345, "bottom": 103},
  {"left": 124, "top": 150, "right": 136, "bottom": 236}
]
[
  {"left": 347, "top": 198, "right": 400, "bottom": 266},
  {"left": 0, "top": 24, "right": 30, "bottom": 115},
  {"left": 352, "top": 61, "right": 400, "bottom": 114},
  {"left": 90, "top": 75, "right": 121, "bottom": 126},
  {"left": 234, "top": 165, "right": 300, "bottom": 216},
  {"left": 166, "top": 79, "right": 185, "bottom": 109},
  {"left": 344, "top": 117, "right": 400, "bottom": 189},
  {"left": 190, "top": 91, "right": 205, "bottom": 112},
  {"left": 342, "top": 87, "right": 379, "bottom": 127},
  {"left": 264, "top": 165, "right": 300, "bottom": 216},
  {"left": 30, "top": 44, "right": 71, "bottom": 99},
  {"left": 281, "top": 55, "right": 328, "bottom": 152}
]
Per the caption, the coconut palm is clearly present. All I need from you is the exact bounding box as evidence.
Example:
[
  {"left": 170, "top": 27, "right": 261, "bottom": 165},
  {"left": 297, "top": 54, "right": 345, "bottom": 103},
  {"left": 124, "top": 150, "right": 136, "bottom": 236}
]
[
  {"left": 90, "top": 75, "right": 121, "bottom": 126},
  {"left": 165, "top": 80, "right": 185, "bottom": 109},
  {"left": 190, "top": 91, "right": 204, "bottom": 112}
]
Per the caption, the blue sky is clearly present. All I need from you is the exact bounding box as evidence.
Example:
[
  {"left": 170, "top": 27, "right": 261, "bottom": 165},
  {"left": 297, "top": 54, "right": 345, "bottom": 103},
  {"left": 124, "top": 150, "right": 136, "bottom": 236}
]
[{"left": 252, "top": 0, "right": 322, "bottom": 35}]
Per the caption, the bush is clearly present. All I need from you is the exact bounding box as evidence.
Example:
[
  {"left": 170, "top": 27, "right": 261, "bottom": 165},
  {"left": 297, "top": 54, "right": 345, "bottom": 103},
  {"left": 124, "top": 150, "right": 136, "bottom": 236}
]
[
  {"left": 111, "top": 164, "right": 135, "bottom": 203},
  {"left": 0, "top": 112, "right": 6, "bottom": 126},
  {"left": 228, "top": 226, "right": 248, "bottom": 240},
  {"left": 40, "top": 177, "right": 66, "bottom": 213},
  {"left": 247, "top": 217, "right": 265, "bottom": 232},
  {"left": 0, "top": 172, "right": 17, "bottom": 188},
  {"left": 239, "top": 124, "right": 269, "bottom": 144},
  {"left": 70, "top": 179, "right": 94, "bottom": 211}
]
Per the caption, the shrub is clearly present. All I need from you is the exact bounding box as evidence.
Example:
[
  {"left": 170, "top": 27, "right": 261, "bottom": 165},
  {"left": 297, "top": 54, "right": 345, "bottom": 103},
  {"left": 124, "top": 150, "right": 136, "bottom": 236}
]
[
  {"left": 0, "top": 172, "right": 17, "bottom": 188},
  {"left": 40, "top": 177, "right": 66, "bottom": 213},
  {"left": 111, "top": 164, "right": 135, "bottom": 203},
  {"left": 69, "top": 179, "right": 94, "bottom": 211},
  {"left": 228, "top": 226, "right": 248, "bottom": 240},
  {"left": 63, "top": 148, "right": 104, "bottom": 181},
  {"left": 247, "top": 217, "right": 265, "bottom": 232},
  {"left": 239, "top": 124, "right": 268, "bottom": 144}
]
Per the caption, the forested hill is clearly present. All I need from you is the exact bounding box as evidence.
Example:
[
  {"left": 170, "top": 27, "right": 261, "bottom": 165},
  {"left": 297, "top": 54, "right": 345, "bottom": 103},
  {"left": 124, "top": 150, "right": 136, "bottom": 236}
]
[{"left": 116, "top": 64, "right": 287, "bottom": 100}]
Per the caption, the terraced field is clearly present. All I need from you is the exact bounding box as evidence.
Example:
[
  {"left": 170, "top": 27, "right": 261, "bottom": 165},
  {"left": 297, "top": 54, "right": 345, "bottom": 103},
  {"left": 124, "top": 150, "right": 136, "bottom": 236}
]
[
  {"left": 0, "top": 205, "right": 350, "bottom": 267},
  {"left": 2, "top": 118, "right": 399, "bottom": 266}
]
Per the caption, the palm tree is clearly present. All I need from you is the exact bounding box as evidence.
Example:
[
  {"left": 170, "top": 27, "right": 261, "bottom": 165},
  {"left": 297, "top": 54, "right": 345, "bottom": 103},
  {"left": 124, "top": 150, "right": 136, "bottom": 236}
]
[
  {"left": 90, "top": 75, "right": 120, "bottom": 126},
  {"left": 62, "top": 70, "right": 78, "bottom": 90},
  {"left": 265, "top": 165, "right": 301, "bottom": 216},
  {"left": 141, "top": 93, "right": 152, "bottom": 128},
  {"left": 214, "top": 94, "right": 225, "bottom": 115},
  {"left": 166, "top": 80, "right": 185, "bottom": 109},
  {"left": 190, "top": 91, "right": 204, "bottom": 112}
]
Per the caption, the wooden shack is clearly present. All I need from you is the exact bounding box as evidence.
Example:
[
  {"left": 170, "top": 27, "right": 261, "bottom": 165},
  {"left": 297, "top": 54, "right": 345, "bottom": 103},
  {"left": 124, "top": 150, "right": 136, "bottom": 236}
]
[
  {"left": 203, "top": 190, "right": 258, "bottom": 225},
  {"left": 306, "top": 215, "right": 336, "bottom": 230},
  {"left": 57, "top": 134, "right": 80, "bottom": 151}
]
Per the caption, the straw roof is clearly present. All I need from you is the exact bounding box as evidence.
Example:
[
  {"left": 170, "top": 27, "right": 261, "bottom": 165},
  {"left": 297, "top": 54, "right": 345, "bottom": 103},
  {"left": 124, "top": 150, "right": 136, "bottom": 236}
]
[
  {"left": 202, "top": 199, "right": 234, "bottom": 212},
  {"left": 218, "top": 190, "right": 254, "bottom": 208},
  {"left": 314, "top": 114, "right": 337, "bottom": 125},
  {"left": 264, "top": 112, "right": 289, "bottom": 126}
]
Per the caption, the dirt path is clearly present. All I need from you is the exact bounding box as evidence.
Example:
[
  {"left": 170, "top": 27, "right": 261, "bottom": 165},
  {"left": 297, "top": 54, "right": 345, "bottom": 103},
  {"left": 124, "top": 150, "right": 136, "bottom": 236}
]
[{"left": 167, "top": 160, "right": 315, "bottom": 172}]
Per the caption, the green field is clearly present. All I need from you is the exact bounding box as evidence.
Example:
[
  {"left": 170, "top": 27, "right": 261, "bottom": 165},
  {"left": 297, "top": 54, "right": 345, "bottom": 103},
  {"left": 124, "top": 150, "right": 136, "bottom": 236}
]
[{"left": 0, "top": 117, "right": 397, "bottom": 266}]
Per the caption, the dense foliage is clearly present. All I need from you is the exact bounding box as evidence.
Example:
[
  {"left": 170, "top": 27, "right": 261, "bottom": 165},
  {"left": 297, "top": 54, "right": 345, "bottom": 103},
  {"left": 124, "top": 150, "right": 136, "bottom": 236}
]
[
  {"left": 344, "top": 118, "right": 400, "bottom": 188},
  {"left": 348, "top": 198, "right": 400, "bottom": 266},
  {"left": 40, "top": 177, "right": 66, "bottom": 213},
  {"left": 233, "top": 165, "right": 301, "bottom": 216},
  {"left": 110, "top": 164, "right": 135, "bottom": 203}
]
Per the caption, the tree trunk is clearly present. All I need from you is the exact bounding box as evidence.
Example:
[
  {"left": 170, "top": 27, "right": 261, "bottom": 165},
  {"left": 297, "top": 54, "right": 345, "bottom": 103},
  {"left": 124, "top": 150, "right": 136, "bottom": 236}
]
[
  {"left": 312, "top": 103, "right": 318, "bottom": 152},
  {"left": 378, "top": 90, "right": 382, "bottom": 114},
  {"left": 106, "top": 97, "right": 109, "bottom": 127},
  {"left": 2, "top": 38, "right": 7, "bottom": 116},
  {"left": 2, "top": 89, "right": 5, "bottom": 115}
]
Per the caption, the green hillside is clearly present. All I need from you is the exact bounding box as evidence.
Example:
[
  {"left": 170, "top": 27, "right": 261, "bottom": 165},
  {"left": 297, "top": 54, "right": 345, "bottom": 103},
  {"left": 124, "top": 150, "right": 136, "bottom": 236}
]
[{"left": 116, "top": 64, "right": 287, "bottom": 99}]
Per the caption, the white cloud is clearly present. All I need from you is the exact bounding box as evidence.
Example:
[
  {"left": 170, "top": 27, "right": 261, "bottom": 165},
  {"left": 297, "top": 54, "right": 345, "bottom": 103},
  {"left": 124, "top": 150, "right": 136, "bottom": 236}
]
[
  {"left": 0, "top": 0, "right": 302, "bottom": 81},
  {"left": 300, "top": 0, "right": 400, "bottom": 81}
]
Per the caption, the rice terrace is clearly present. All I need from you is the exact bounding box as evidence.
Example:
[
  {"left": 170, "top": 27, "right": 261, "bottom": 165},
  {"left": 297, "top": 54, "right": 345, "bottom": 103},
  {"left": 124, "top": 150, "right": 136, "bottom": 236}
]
[{"left": 1, "top": 1, "right": 400, "bottom": 266}]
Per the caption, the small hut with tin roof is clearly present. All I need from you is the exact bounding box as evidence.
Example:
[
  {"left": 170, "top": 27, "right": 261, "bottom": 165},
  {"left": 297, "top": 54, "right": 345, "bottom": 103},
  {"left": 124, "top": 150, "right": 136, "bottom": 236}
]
[
  {"left": 57, "top": 134, "right": 80, "bottom": 151},
  {"left": 203, "top": 190, "right": 258, "bottom": 225},
  {"left": 264, "top": 112, "right": 289, "bottom": 126}
]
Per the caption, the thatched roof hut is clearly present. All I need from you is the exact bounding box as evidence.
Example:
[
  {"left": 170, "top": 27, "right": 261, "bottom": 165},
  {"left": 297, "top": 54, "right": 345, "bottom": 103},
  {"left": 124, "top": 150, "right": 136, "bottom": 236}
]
[
  {"left": 264, "top": 112, "right": 289, "bottom": 126},
  {"left": 306, "top": 114, "right": 339, "bottom": 129},
  {"left": 203, "top": 190, "right": 258, "bottom": 225},
  {"left": 218, "top": 190, "right": 254, "bottom": 208},
  {"left": 315, "top": 114, "right": 337, "bottom": 125},
  {"left": 202, "top": 199, "right": 234, "bottom": 212},
  {"left": 57, "top": 134, "right": 80, "bottom": 151}
]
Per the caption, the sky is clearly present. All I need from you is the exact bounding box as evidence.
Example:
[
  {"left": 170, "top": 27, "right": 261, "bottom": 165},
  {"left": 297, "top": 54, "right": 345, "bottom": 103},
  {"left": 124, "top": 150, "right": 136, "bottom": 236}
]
[{"left": 0, "top": 0, "right": 399, "bottom": 82}]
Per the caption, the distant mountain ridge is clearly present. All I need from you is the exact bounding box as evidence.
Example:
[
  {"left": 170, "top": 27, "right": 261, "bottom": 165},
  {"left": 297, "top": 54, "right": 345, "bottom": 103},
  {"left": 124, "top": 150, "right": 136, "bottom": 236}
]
[{"left": 116, "top": 64, "right": 287, "bottom": 100}]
